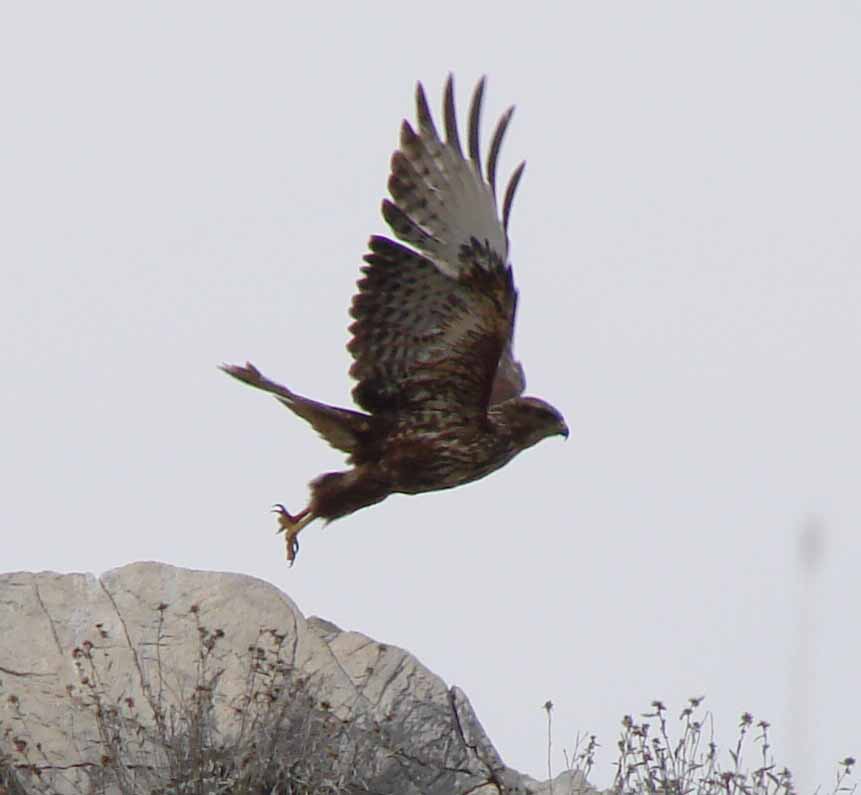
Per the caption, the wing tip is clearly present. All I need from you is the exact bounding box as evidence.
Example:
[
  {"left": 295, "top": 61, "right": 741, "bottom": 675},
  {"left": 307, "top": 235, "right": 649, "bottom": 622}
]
[
  {"left": 487, "top": 104, "right": 515, "bottom": 200},
  {"left": 468, "top": 77, "right": 486, "bottom": 174},
  {"left": 443, "top": 74, "right": 462, "bottom": 156},
  {"left": 415, "top": 80, "right": 435, "bottom": 133},
  {"left": 502, "top": 160, "right": 526, "bottom": 233}
]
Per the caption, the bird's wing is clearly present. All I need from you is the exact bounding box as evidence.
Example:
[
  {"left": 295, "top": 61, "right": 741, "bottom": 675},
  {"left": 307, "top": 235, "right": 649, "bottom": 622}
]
[
  {"left": 488, "top": 292, "right": 527, "bottom": 405},
  {"left": 349, "top": 76, "right": 527, "bottom": 418}
]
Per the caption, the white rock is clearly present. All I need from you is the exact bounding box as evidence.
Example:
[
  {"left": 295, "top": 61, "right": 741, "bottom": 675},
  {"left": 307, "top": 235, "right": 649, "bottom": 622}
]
[{"left": 0, "top": 562, "right": 593, "bottom": 795}]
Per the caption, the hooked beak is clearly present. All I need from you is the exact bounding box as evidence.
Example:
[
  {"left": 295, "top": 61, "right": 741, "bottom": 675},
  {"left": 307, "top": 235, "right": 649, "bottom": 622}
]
[{"left": 559, "top": 422, "right": 570, "bottom": 440}]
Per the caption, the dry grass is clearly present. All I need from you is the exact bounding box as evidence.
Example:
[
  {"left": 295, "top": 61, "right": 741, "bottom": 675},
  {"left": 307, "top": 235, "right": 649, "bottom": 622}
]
[
  {"left": 0, "top": 608, "right": 376, "bottom": 794},
  {"left": 2, "top": 623, "right": 856, "bottom": 795},
  {"left": 552, "top": 696, "right": 856, "bottom": 795}
]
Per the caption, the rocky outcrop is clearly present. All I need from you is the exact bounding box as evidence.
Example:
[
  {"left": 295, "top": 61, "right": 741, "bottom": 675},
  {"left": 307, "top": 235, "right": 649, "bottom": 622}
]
[{"left": 0, "top": 562, "right": 589, "bottom": 795}]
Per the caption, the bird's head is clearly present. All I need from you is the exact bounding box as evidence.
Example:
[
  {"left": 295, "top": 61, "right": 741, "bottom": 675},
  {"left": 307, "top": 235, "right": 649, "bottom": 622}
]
[{"left": 496, "top": 396, "right": 569, "bottom": 451}]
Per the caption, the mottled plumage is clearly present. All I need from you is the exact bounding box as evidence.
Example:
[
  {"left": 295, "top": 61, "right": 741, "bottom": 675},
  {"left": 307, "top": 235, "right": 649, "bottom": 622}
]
[{"left": 223, "top": 76, "right": 568, "bottom": 563}]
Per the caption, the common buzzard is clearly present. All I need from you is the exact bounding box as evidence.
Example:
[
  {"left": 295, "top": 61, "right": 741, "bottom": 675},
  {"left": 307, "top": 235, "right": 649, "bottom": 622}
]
[{"left": 223, "top": 76, "right": 568, "bottom": 563}]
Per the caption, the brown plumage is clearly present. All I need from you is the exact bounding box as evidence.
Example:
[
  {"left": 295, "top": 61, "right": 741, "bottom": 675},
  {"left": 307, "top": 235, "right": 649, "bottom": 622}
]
[{"left": 222, "top": 76, "right": 568, "bottom": 563}]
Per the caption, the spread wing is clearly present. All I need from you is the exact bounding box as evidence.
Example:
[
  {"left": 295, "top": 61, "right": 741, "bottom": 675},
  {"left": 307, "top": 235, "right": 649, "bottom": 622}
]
[{"left": 348, "top": 76, "right": 527, "bottom": 419}]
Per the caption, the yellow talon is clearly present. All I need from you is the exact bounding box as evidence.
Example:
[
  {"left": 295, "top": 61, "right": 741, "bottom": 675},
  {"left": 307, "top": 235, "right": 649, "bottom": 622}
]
[{"left": 271, "top": 504, "right": 313, "bottom": 565}]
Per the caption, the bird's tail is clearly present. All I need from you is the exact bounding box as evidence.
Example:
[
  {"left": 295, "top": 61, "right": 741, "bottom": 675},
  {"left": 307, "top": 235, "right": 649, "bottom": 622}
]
[{"left": 220, "top": 362, "right": 372, "bottom": 456}]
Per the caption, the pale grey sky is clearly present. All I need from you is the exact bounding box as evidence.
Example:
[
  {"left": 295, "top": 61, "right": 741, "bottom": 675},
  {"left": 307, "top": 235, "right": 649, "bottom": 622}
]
[{"left": 2, "top": 2, "right": 859, "bottom": 790}]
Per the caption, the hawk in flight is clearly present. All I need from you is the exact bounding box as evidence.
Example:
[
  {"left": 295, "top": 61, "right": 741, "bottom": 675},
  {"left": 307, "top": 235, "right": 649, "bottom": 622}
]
[{"left": 223, "top": 76, "right": 568, "bottom": 563}]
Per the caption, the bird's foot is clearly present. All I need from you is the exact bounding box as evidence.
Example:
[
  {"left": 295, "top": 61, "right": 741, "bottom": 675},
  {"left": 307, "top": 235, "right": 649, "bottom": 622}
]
[{"left": 272, "top": 504, "right": 313, "bottom": 565}]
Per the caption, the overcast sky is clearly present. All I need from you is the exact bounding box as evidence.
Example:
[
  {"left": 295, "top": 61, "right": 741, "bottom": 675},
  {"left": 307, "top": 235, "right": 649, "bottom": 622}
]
[{"left": 2, "top": 3, "right": 859, "bottom": 790}]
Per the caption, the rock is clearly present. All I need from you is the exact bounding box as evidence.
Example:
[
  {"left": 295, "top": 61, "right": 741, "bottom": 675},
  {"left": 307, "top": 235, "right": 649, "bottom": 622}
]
[{"left": 0, "top": 562, "right": 593, "bottom": 795}]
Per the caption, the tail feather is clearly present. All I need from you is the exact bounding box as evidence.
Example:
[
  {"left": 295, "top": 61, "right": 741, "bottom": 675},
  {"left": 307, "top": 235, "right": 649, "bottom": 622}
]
[{"left": 220, "top": 362, "right": 372, "bottom": 455}]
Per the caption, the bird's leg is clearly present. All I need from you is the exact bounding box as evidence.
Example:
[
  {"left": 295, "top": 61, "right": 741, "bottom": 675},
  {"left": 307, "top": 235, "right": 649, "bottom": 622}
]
[{"left": 271, "top": 504, "right": 315, "bottom": 565}]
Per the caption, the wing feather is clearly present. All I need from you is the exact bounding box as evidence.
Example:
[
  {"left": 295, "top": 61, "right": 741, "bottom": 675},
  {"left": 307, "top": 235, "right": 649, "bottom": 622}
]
[
  {"left": 487, "top": 105, "right": 514, "bottom": 201},
  {"left": 348, "top": 78, "right": 528, "bottom": 417},
  {"left": 443, "top": 75, "right": 464, "bottom": 158},
  {"left": 503, "top": 160, "right": 526, "bottom": 235}
]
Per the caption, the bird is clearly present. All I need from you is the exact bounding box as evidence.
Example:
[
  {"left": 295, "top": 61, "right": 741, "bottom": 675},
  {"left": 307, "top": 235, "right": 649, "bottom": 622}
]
[{"left": 222, "top": 75, "right": 568, "bottom": 564}]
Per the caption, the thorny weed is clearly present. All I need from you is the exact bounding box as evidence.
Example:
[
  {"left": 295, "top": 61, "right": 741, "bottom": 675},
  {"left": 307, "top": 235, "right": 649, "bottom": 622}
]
[
  {"left": 0, "top": 605, "right": 377, "bottom": 795},
  {"left": 544, "top": 699, "right": 597, "bottom": 795},
  {"left": 544, "top": 697, "right": 855, "bottom": 795}
]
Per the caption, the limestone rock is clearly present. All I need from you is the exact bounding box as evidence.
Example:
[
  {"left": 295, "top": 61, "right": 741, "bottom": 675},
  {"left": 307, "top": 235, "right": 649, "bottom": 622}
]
[{"left": 0, "top": 562, "right": 593, "bottom": 795}]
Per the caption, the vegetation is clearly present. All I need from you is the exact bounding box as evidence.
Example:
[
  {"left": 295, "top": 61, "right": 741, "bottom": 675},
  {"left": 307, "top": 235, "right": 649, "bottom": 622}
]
[
  {"left": 552, "top": 697, "right": 855, "bottom": 795},
  {"left": 1, "top": 616, "right": 855, "bottom": 795},
  {"left": 0, "top": 607, "right": 376, "bottom": 794}
]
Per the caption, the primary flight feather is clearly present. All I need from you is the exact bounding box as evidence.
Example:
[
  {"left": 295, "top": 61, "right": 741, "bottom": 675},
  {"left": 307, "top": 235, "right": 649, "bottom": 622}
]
[{"left": 222, "top": 76, "right": 568, "bottom": 563}]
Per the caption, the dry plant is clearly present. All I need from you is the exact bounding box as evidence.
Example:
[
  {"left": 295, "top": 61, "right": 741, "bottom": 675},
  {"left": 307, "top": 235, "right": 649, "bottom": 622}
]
[
  {"left": 0, "top": 606, "right": 377, "bottom": 795},
  {"left": 548, "top": 696, "right": 855, "bottom": 795}
]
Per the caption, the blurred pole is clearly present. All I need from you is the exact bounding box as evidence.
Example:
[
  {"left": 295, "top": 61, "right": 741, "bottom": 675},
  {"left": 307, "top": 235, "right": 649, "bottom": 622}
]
[{"left": 789, "top": 515, "right": 824, "bottom": 792}]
